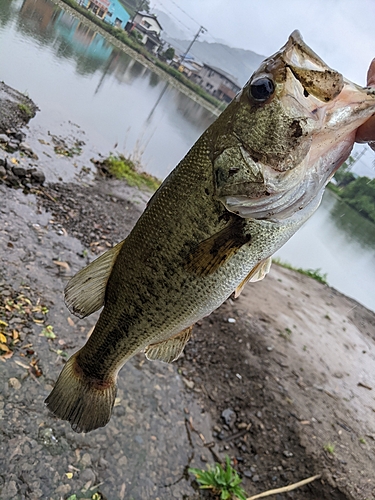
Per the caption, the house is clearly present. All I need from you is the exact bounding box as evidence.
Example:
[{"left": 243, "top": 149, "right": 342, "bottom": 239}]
[
  {"left": 125, "top": 11, "right": 163, "bottom": 54},
  {"left": 82, "top": 0, "right": 130, "bottom": 29},
  {"left": 104, "top": 0, "right": 130, "bottom": 29},
  {"left": 83, "top": 0, "right": 110, "bottom": 20},
  {"left": 194, "top": 63, "right": 241, "bottom": 103}
]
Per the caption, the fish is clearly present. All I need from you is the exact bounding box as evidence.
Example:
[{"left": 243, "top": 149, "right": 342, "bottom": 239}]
[{"left": 45, "top": 31, "right": 375, "bottom": 433}]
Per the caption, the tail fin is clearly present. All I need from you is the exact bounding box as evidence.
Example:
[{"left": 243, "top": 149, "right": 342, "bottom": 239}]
[{"left": 45, "top": 354, "right": 117, "bottom": 433}]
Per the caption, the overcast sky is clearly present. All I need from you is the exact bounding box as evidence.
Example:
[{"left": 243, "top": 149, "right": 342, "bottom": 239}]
[{"left": 152, "top": 0, "right": 375, "bottom": 86}]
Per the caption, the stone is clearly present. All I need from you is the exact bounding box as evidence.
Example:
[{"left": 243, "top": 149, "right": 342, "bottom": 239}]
[
  {"left": 0, "top": 166, "right": 6, "bottom": 178},
  {"left": 80, "top": 468, "right": 96, "bottom": 482},
  {"left": 55, "top": 484, "right": 71, "bottom": 495},
  {"left": 6, "top": 141, "right": 19, "bottom": 152},
  {"left": 222, "top": 408, "right": 236, "bottom": 426},
  {"left": 31, "top": 170, "right": 45, "bottom": 184},
  {"left": 12, "top": 166, "right": 27, "bottom": 178},
  {"left": 9, "top": 378, "right": 21, "bottom": 390},
  {"left": 2, "top": 480, "right": 18, "bottom": 498},
  {"left": 80, "top": 452, "right": 92, "bottom": 467},
  {"left": 0, "top": 134, "right": 8, "bottom": 143}
]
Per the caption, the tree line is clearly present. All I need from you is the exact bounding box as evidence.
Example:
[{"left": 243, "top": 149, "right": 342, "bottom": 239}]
[{"left": 333, "top": 157, "right": 375, "bottom": 224}]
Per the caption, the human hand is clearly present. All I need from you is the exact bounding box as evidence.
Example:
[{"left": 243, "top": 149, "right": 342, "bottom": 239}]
[{"left": 355, "top": 58, "right": 375, "bottom": 147}]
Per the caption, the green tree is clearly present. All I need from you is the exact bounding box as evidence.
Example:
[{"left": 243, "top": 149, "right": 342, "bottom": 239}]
[
  {"left": 164, "top": 47, "right": 175, "bottom": 60},
  {"left": 341, "top": 176, "right": 375, "bottom": 223},
  {"left": 334, "top": 156, "right": 356, "bottom": 187}
]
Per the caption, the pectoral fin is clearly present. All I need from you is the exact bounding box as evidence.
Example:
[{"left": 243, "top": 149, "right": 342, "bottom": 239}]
[
  {"left": 186, "top": 217, "right": 251, "bottom": 277},
  {"left": 234, "top": 256, "right": 272, "bottom": 298},
  {"left": 64, "top": 240, "right": 125, "bottom": 319},
  {"left": 145, "top": 326, "right": 193, "bottom": 363}
]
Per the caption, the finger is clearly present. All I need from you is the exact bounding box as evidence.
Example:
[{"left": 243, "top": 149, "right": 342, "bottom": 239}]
[
  {"left": 355, "top": 59, "right": 375, "bottom": 143},
  {"left": 367, "top": 58, "right": 375, "bottom": 87}
]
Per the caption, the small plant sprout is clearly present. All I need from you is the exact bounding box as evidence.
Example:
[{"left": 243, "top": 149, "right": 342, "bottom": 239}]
[
  {"left": 359, "top": 437, "right": 366, "bottom": 445},
  {"left": 189, "top": 456, "right": 247, "bottom": 500},
  {"left": 324, "top": 443, "right": 335, "bottom": 454}
]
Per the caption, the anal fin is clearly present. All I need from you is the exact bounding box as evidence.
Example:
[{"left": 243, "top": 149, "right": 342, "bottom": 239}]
[
  {"left": 65, "top": 240, "right": 125, "bottom": 319},
  {"left": 234, "top": 256, "right": 272, "bottom": 298},
  {"left": 145, "top": 326, "right": 193, "bottom": 363}
]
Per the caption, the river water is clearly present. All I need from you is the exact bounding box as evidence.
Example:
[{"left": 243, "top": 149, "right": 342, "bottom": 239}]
[{"left": 1, "top": 0, "right": 375, "bottom": 311}]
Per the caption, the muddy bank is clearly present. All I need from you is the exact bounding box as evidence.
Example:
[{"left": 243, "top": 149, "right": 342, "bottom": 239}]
[{"left": 0, "top": 83, "right": 375, "bottom": 500}]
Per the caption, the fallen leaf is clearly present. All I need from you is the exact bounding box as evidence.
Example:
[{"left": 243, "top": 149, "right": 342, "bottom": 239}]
[
  {"left": 53, "top": 260, "right": 70, "bottom": 271},
  {"left": 0, "top": 343, "right": 10, "bottom": 352},
  {"left": 66, "top": 472, "right": 73, "bottom": 479},
  {"left": 0, "top": 333, "right": 7, "bottom": 343},
  {"left": 67, "top": 317, "right": 75, "bottom": 327}
]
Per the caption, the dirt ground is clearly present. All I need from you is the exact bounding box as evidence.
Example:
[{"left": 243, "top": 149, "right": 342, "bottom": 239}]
[{"left": 0, "top": 84, "right": 375, "bottom": 500}]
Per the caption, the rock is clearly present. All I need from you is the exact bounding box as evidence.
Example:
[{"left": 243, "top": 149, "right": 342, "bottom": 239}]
[
  {"left": 8, "top": 378, "right": 21, "bottom": 390},
  {"left": 12, "top": 165, "right": 27, "bottom": 178},
  {"left": 0, "top": 134, "right": 8, "bottom": 143},
  {"left": 6, "top": 141, "right": 19, "bottom": 152},
  {"left": 0, "top": 166, "right": 6, "bottom": 178},
  {"left": 5, "top": 172, "right": 20, "bottom": 186},
  {"left": 221, "top": 408, "right": 236, "bottom": 426},
  {"left": 20, "top": 142, "right": 38, "bottom": 159},
  {"left": 243, "top": 470, "right": 252, "bottom": 478},
  {"left": 31, "top": 170, "right": 45, "bottom": 184},
  {"left": 12, "top": 131, "right": 25, "bottom": 142},
  {"left": 80, "top": 468, "right": 96, "bottom": 483},
  {"left": 1, "top": 480, "right": 18, "bottom": 498},
  {"left": 183, "top": 378, "right": 195, "bottom": 389},
  {"left": 55, "top": 484, "right": 71, "bottom": 495},
  {"left": 252, "top": 474, "right": 260, "bottom": 482},
  {"left": 80, "top": 452, "right": 92, "bottom": 467}
]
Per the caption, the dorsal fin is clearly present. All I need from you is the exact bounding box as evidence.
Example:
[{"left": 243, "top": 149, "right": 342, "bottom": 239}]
[
  {"left": 64, "top": 240, "right": 125, "bottom": 319},
  {"left": 145, "top": 326, "right": 193, "bottom": 363}
]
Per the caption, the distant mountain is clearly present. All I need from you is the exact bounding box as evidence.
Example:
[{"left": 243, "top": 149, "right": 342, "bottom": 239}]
[{"left": 154, "top": 9, "right": 265, "bottom": 86}]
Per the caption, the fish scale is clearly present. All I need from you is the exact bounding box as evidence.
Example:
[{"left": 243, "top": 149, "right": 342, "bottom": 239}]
[{"left": 45, "top": 31, "right": 375, "bottom": 432}]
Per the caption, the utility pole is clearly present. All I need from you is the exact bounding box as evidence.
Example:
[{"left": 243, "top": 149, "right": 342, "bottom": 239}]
[{"left": 180, "top": 25, "right": 206, "bottom": 63}]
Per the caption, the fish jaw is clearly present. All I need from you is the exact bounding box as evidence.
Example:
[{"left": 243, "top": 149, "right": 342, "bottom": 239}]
[{"left": 214, "top": 32, "right": 375, "bottom": 222}]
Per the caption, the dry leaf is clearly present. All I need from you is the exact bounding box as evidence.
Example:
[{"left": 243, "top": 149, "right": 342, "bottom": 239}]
[
  {"left": 0, "top": 333, "right": 7, "bottom": 343},
  {"left": 0, "top": 343, "right": 10, "bottom": 352},
  {"left": 67, "top": 317, "right": 75, "bottom": 327},
  {"left": 53, "top": 261, "right": 70, "bottom": 271}
]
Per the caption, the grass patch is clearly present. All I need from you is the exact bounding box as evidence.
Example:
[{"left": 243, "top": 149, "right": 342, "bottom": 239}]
[
  {"left": 100, "top": 154, "right": 161, "bottom": 191},
  {"left": 18, "top": 102, "right": 33, "bottom": 118},
  {"left": 273, "top": 258, "right": 328, "bottom": 285},
  {"left": 324, "top": 443, "right": 335, "bottom": 454},
  {"left": 189, "top": 456, "right": 247, "bottom": 500}
]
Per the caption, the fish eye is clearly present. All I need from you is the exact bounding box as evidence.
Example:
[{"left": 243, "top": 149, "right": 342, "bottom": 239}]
[{"left": 248, "top": 77, "right": 275, "bottom": 102}]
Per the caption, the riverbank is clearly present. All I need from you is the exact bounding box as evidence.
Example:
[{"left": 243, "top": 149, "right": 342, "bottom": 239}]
[
  {"left": 1, "top": 85, "right": 375, "bottom": 500},
  {"left": 50, "top": 0, "right": 222, "bottom": 117}
]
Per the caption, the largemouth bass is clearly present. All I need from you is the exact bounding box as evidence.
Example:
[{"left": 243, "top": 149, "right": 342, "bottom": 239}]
[{"left": 45, "top": 31, "right": 375, "bottom": 432}]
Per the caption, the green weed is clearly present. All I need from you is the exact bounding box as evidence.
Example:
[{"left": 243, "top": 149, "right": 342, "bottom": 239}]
[
  {"left": 18, "top": 102, "right": 33, "bottom": 117},
  {"left": 189, "top": 456, "right": 247, "bottom": 500},
  {"left": 273, "top": 258, "right": 328, "bottom": 285},
  {"left": 324, "top": 443, "right": 335, "bottom": 454},
  {"left": 102, "top": 155, "right": 161, "bottom": 191}
]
